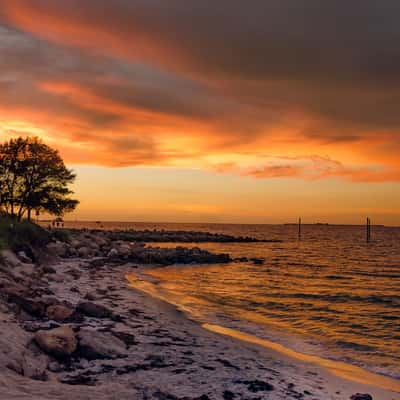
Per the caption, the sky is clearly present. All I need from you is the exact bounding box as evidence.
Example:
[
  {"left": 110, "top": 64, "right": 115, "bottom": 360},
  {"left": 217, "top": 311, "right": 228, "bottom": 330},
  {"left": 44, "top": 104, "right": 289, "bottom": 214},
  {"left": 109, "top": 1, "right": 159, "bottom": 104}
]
[{"left": 0, "top": 1, "right": 399, "bottom": 225}]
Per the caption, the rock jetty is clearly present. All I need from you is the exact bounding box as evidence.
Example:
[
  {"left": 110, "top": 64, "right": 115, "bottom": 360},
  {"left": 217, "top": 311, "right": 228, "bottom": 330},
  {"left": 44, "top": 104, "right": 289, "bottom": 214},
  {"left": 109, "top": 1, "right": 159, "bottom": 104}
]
[
  {"left": 40, "top": 229, "right": 242, "bottom": 265},
  {"left": 73, "top": 228, "right": 281, "bottom": 244}
]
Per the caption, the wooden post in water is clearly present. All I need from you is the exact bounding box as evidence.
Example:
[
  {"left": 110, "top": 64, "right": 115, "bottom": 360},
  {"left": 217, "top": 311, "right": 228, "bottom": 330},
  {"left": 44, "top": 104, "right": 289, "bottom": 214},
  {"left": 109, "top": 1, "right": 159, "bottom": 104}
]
[
  {"left": 366, "top": 217, "right": 371, "bottom": 243},
  {"left": 298, "top": 217, "right": 302, "bottom": 240}
]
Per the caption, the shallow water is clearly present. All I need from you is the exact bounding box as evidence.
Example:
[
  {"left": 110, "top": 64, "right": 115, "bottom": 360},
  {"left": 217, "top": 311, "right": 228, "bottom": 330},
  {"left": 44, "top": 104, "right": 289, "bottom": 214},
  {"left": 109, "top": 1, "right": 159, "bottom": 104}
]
[{"left": 65, "top": 222, "right": 400, "bottom": 381}]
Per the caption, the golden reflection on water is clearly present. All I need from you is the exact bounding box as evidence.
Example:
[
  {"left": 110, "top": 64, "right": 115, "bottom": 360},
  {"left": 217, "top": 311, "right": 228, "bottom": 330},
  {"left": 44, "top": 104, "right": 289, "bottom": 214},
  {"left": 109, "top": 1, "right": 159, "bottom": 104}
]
[
  {"left": 125, "top": 224, "right": 400, "bottom": 392},
  {"left": 140, "top": 258, "right": 400, "bottom": 377},
  {"left": 127, "top": 272, "right": 400, "bottom": 394},
  {"left": 203, "top": 324, "right": 400, "bottom": 393}
]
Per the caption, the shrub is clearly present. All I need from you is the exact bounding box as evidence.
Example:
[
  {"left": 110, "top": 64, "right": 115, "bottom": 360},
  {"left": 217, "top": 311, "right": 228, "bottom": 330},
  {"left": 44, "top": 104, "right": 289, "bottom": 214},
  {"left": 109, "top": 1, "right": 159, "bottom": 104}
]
[
  {"left": 51, "top": 228, "right": 71, "bottom": 243},
  {"left": 0, "top": 215, "right": 51, "bottom": 252}
]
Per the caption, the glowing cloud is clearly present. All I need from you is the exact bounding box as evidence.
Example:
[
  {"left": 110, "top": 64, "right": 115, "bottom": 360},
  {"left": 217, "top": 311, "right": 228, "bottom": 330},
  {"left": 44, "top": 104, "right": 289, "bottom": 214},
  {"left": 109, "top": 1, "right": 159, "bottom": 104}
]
[{"left": 0, "top": 1, "right": 399, "bottom": 183}]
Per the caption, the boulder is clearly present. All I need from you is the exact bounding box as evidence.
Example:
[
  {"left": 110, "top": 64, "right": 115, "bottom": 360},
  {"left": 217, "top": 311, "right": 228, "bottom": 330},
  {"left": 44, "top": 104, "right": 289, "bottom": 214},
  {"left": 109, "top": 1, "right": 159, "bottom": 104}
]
[
  {"left": 65, "top": 267, "right": 81, "bottom": 279},
  {"left": 17, "top": 251, "right": 33, "bottom": 264},
  {"left": 41, "top": 265, "right": 56, "bottom": 274},
  {"left": 77, "top": 247, "right": 91, "bottom": 258},
  {"left": 107, "top": 248, "right": 119, "bottom": 258},
  {"left": 350, "top": 395, "right": 373, "bottom": 400},
  {"left": 46, "top": 242, "right": 68, "bottom": 258},
  {"left": 76, "top": 301, "right": 113, "bottom": 319},
  {"left": 70, "top": 239, "right": 81, "bottom": 249},
  {"left": 84, "top": 292, "right": 97, "bottom": 301},
  {"left": 46, "top": 304, "right": 74, "bottom": 322},
  {"left": 89, "top": 257, "right": 107, "bottom": 268},
  {"left": 111, "top": 330, "right": 137, "bottom": 346},
  {"left": 1, "top": 249, "right": 22, "bottom": 268},
  {"left": 117, "top": 244, "right": 131, "bottom": 257},
  {"left": 47, "top": 274, "right": 64, "bottom": 283},
  {"left": 3, "top": 286, "right": 46, "bottom": 317},
  {"left": 77, "top": 328, "right": 126, "bottom": 360},
  {"left": 35, "top": 326, "right": 77, "bottom": 359},
  {"left": 20, "top": 350, "right": 49, "bottom": 381},
  {"left": 88, "top": 241, "right": 100, "bottom": 251},
  {"left": 12, "top": 263, "right": 36, "bottom": 278},
  {"left": 94, "top": 236, "right": 108, "bottom": 247}
]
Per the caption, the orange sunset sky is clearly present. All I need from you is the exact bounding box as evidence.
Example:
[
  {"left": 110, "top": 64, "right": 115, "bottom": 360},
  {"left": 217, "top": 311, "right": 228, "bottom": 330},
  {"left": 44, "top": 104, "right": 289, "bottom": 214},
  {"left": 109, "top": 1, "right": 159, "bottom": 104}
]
[{"left": 0, "top": 1, "right": 399, "bottom": 225}]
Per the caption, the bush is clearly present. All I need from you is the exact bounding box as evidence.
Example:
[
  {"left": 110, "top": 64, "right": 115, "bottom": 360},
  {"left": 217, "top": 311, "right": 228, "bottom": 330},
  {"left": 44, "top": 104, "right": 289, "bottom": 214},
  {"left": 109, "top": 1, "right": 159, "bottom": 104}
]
[
  {"left": 0, "top": 215, "right": 51, "bottom": 252},
  {"left": 51, "top": 228, "right": 71, "bottom": 243},
  {"left": 0, "top": 237, "right": 6, "bottom": 251}
]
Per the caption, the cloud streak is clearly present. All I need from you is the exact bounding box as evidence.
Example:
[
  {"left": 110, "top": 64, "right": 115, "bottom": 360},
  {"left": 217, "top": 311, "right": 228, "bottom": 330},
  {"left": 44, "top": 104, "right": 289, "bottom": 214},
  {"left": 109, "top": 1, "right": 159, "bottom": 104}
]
[{"left": 0, "top": 2, "right": 400, "bottom": 181}]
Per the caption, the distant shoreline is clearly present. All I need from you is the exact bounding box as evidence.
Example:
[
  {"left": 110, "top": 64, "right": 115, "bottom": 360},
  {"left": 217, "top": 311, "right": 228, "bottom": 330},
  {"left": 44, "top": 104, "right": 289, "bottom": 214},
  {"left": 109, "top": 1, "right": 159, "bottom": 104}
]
[{"left": 38, "top": 220, "right": 395, "bottom": 228}]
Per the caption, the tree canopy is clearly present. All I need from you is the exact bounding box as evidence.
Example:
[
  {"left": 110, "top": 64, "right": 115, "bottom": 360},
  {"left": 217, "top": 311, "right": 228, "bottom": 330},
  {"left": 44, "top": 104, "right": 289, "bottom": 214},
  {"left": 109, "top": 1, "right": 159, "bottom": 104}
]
[{"left": 0, "top": 137, "right": 78, "bottom": 220}]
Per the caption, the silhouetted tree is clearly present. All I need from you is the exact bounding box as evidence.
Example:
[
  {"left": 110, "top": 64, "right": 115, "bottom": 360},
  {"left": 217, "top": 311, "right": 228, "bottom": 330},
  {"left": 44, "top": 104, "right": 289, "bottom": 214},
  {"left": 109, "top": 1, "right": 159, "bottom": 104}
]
[{"left": 0, "top": 137, "right": 78, "bottom": 220}]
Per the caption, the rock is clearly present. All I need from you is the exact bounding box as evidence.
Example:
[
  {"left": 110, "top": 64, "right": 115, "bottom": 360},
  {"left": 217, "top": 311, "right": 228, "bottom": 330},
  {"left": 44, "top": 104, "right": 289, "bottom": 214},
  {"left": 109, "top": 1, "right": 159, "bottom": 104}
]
[
  {"left": 84, "top": 292, "right": 97, "bottom": 301},
  {"left": 41, "top": 296, "right": 59, "bottom": 307},
  {"left": 65, "top": 267, "right": 81, "bottom": 279},
  {"left": 70, "top": 239, "right": 81, "bottom": 249},
  {"left": 47, "top": 274, "right": 64, "bottom": 283},
  {"left": 46, "top": 242, "right": 68, "bottom": 258},
  {"left": 68, "top": 247, "right": 78, "bottom": 257},
  {"left": 96, "top": 288, "right": 108, "bottom": 295},
  {"left": 223, "top": 391, "right": 235, "bottom": 400},
  {"left": 94, "top": 236, "right": 108, "bottom": 247},
  {"left": 41, "top": 265, "right": 56, "bottom": 274},
  {"left": 77, "top": 247, "right": 91, "bottom": 258},
  {"left": 3, "top": 286, "right": 46, "bottom": 317},
  {"left": 23, "top": 320, "right": 60, "bottom": 333},
  {"left": 20, "top": 350, "right": 49, "bottom": 381},
  {"left": 77, "top": 328, "right": 127, "bottom": 360},
  {"left": 107, "top": 248, "right": 119, "bottom": 258},
  {"left": 117, "top": 244, "right": 131, "bottom": 258},
  {"left": 76, "top": 302, "right": 113, "bottom": 319},
  {"left": 13, "top": 263, "right": 36, "bottom": 278},
  {"left": 350, "top": 395, "right": 373, "bottom": 400},
  {"left": 236, "top": 380, "right": 274, "bottom": 393},
  {"left": 89, "top": 257, "right": 107, "bottom": 267},
  {"left": 88, "top": 241, "right": 100, "bottom": 251},
  {"left": 46, "top": 305, "right": 74, "bottom": 322},
  {"left": 111, "top": 330, "right": 137, "bottom": 346},
  {"left": 250, "top": 258, "right": 265, "bottom": 265},
  {"left": 35, "top": 326, "right": 77, "bottom": 359},
  {"left": 17, "top": 251, "right": 33, "bottom": 264},
  {"left": 1, "top": 249, "right": 22, "bottom": 268},
  {"left": 48, "top": 361, "right": 63, "bottom": 373},
  {"left": 151, "top": 390, "right": 180, "bottom": 400}
]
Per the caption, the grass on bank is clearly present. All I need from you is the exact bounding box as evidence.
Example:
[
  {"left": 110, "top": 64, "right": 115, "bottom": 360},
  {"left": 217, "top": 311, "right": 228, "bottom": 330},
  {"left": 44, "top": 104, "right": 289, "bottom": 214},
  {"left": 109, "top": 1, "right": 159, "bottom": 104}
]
[{"left": 0, "top": 214, "right": 52, "bottom": 252}]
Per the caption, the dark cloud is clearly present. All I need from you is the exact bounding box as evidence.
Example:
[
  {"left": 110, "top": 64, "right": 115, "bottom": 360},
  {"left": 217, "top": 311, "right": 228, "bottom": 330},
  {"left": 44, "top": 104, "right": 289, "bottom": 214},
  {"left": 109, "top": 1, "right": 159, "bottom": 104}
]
[
  {"left": 1, "top": 1, "right": 400, "bottom": 179},
  {"left": 3, "top": 0, "right": 400, "bottom": 84}
]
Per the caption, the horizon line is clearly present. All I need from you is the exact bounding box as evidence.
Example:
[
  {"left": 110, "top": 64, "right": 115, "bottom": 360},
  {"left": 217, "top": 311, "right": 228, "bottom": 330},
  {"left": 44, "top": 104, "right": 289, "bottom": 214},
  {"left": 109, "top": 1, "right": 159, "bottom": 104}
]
[{"left": 38, "top": 219, "right": 399, "bottom": 228}]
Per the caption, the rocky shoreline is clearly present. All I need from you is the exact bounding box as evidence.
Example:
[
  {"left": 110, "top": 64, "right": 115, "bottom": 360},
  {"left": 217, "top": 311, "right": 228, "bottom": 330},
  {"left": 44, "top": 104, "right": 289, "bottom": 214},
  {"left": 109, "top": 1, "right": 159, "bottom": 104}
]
[
  {"left": 104, "top": 229, "right": 281, "bottom": 243},
  {"left": 44, "top": 229, "right": 266, "bottom": 266},
  {"left": 0, "top": 229, "right": 391, "bottom": 400}
]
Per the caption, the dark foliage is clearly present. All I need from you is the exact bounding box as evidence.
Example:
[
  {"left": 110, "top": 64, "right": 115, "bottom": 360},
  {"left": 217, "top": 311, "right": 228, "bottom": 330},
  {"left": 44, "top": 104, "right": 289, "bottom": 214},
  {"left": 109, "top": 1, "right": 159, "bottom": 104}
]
[
  {"left": 0, "top": 136, "right": 78, "bottom": 221},
  {"left": 0, "top": 214, "right": 51, "bottom": 252}
]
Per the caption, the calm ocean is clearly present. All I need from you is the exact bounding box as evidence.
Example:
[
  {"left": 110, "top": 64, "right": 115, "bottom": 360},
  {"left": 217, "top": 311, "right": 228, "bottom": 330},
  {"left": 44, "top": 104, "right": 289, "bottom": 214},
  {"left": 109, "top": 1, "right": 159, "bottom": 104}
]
[{"left": 63, "top": 221, "right": 400, "bottom": 380}]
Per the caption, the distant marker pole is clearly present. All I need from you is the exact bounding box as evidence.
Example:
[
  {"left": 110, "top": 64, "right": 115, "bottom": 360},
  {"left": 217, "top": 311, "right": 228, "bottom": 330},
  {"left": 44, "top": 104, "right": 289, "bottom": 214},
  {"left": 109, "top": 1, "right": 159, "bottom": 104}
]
[
  {"left": 298, "top": 218, "right": 302, "bottom": 240},
  {"left": 366, "top": 217, "right": 371, "bottom": 243}
]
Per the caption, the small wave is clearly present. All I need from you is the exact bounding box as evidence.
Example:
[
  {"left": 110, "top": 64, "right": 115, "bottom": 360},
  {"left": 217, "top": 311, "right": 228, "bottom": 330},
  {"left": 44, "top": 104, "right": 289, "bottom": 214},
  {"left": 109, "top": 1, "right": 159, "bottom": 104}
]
[
  {"left": 335, "top": 340, "right": 376, "bottom": 352},
  {"left": 326, "top": 275, "right": 350, "bottom": 280}
]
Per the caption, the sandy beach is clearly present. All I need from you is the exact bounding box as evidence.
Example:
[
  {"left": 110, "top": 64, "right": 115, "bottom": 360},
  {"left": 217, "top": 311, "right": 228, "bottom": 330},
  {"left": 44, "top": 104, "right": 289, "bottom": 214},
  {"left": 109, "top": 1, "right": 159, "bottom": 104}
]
[{"left": 0, "top": 229, "right": 398, "bottom": 400}]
